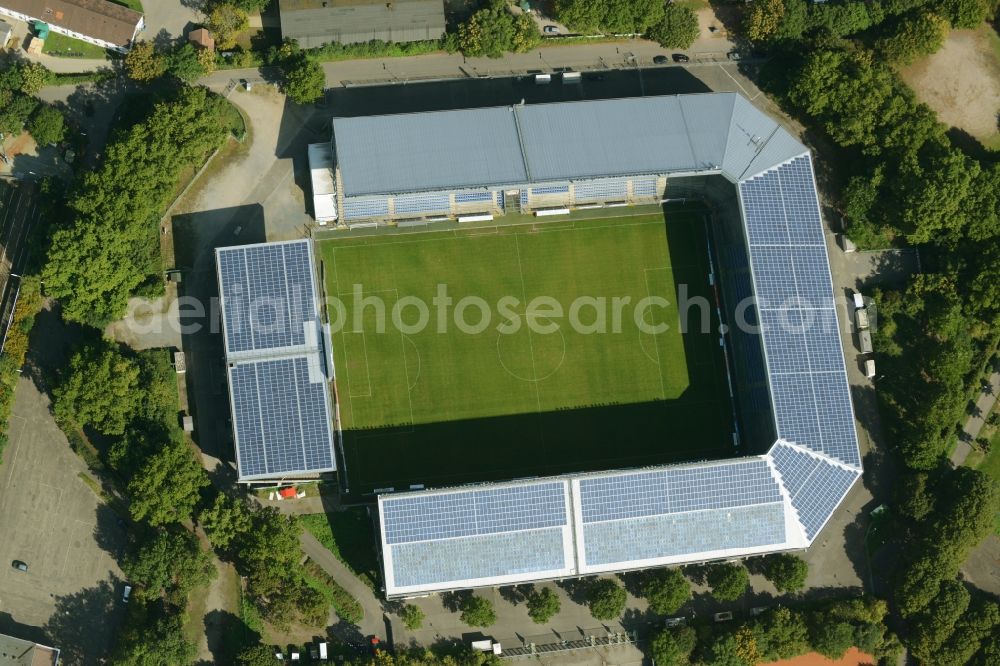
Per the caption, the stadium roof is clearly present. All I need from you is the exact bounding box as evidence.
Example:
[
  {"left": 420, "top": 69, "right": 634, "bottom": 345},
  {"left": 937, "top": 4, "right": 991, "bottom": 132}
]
[
  {"left": 278, "top": 0, "right": 445, "bottom": 48},
  {"left": 216, "top": 240, "right": 337, "bottom": 482},
  {"left": 380, "top": 443, "right": 859, "bottom": 597},
  {"left": 332, "top": 93, "right": 807, "bottom": 198}
]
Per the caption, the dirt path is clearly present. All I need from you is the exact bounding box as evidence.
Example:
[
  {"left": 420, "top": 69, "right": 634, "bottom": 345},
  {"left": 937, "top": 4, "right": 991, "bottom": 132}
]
[{"left": 900, "top": 26, "right": 1000, "bottom": 144}]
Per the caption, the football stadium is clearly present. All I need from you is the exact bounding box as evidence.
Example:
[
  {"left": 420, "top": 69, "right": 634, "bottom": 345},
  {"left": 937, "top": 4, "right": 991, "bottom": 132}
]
[{"left": 216, "top": 91, "right": 863, "bottom": 599}]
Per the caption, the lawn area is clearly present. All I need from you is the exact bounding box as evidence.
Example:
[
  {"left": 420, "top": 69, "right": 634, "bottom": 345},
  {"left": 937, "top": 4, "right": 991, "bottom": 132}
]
[
  {"left": 300, "top": 510, "right": 380, "bottom": 589},
  {"left": 319, "top": 210, "right": 732, "bottom": 493},
  {"left": 41, "top": 31, "right": 108, "bottom": 59},
  {"left": 966, "top": 419, "right": 1000, "bottom": 534},
  {"left": 110, "top": 0, "right": 144, "bottom": 11}
]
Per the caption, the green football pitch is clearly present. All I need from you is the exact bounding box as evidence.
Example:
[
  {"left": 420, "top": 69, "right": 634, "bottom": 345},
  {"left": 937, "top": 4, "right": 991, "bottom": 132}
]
[{"left": 318, "top": 210, "right": 734, "bottom": 494}]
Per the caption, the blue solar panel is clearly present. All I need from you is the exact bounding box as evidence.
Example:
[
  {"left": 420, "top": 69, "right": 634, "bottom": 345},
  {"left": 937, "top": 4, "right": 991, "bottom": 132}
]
[
  {"left": 769, "top": 442, "right": 819, "bottom": 496},
  {"left": 230, "top": 357, "right": 335, "bottom": 479},
  {"left": 741, "top": 156, "right": 860, "bottom": 469},
  {"left": 217, "top": 243, "right": 317, "bottom": 354},
  {"left": 789, "top": 457, "right": 858, "bottom": 539},
  {"left": 383, "top": 482, "right": 568, "bottom": 545},
  {"left": 579, "top": 460, "right": 781, "bottom": 524}
]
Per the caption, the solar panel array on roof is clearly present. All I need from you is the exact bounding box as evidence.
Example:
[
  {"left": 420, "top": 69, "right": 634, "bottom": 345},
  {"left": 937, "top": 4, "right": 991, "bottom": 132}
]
[
  {"left": 770, "top": 442, "right": 860, "bottom": 539},
  {"left": 218, "top": 242, "right": 317, "bottom": 355},
  {"left": 739, "top": 156, "right": 860, "bottom": 468},
  {"left": 216, "top": 241, "right": 336, "bottom": 481},
  {"left": 379, "top": 481, "right": 574, "bottom": 594}
]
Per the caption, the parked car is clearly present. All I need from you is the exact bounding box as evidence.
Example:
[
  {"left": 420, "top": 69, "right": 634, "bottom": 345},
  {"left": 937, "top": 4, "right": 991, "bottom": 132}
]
[
  {"left": 543, "top": 25, "right": 559, "bottom": 34},
  {"left": 11, "top": 560, "right": 27, "bottom": 572},
  {"left": 122, "top": 585, "right": 132, "bottom": 603},
  {"left": 653, "top": 55, "right": 668, "bottom": 64},
  {"left": 672, "top": 53, "right": 690, "bottom": 63},
  {"left": 727, "top": 50, "right": 742, "bottom": 61}
]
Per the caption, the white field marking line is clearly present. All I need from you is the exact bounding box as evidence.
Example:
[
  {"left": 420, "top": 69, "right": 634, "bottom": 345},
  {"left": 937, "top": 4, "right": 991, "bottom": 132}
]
[
  {"left": 642, "top": 267, "right": 670, "bottom": 400},
  {"left": 512, "top": 234, "right": 543, "bottom": 414},
  {"left": 402, "top": 335, "right": 422, "bottom": 390},
  {"left": 494, "top": 326, "right": 567, "bottom": 384},
  {"left": 2, "top": 414, "right": 26, "bottom": 497},
  {"left": 344, "top": 331, "right": 373, "bottom": 398}
]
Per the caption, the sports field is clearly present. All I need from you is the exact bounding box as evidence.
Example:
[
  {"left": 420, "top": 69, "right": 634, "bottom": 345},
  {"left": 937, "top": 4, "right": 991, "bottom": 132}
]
[{"left": 319, "top": 210, "right": 734, "bottom": 493}]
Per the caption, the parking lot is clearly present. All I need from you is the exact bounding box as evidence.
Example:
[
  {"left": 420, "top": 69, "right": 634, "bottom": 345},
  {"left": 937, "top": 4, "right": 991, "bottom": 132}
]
[{"left": 0, "top": 376, "right": 125, "bottom": 663}]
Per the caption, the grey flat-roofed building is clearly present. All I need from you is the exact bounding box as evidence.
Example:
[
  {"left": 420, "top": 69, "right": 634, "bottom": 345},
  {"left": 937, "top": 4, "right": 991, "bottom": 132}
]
[
  {"left": 278, "top": 0, "right": 445, "bottom": 48},
  {"left": 0, "top": 632, "right": 59, "bottom": 666}
]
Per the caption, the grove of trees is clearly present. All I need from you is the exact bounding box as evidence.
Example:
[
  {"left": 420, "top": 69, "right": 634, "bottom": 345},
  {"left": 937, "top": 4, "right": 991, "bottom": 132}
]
[{"left": 457, "top": 0, "right": 540, "bottom": 58}]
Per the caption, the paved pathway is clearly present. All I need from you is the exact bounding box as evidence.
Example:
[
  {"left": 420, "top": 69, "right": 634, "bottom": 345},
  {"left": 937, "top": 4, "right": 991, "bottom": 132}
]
[
  {"left": 299, "top": 531, "right": 386, "bottom": 638},
  {"left": 950, "top": 369, "right": 1000, "bottom": 467}
]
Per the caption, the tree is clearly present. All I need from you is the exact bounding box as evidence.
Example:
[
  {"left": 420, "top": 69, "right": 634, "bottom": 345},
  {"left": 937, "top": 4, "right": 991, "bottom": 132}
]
[
  {"left": 746, "top": 0, "right": 785, "bottom": 41},
  {"left": 166, "top": 43, "right": 206, "bottom": 82},
  {"left": 127, "top": 437, "right": 209, "bottom": 525},
  {"left": 810, "top": 620, "right": 855, "bottom": 660},
  {"left": 125, "top": 41, "right": 167, "bottom": 81},
  {"left": 237, "top": 644, "right": 277, "bottom": 666},
  {"left": 701, "top": 633, "right": 751, "bottom": 666},
  {"left": 123, "top": 528, "right": 215, "bottom": 603},
  {"left": 895, "top": 472, "right": 935, "bottom": 521},
  {"left": 231, "top": 0, "right": 271, "bottom": 11},
  {"left": 199, "top": 494, "right": 253, "bottom": 550},
  {"left": 706, "top": 562, "right": 749, "bottom": 602},
  {"left": 283, "top": 53, "right": 325, "bottom": 104},
  {"left": 526, "top": 587, "right": 561, "bottom": 624},
  {"left": 876, "top": 10, "right": 948, "bottom": 65},
  {"left": 43, "top": 86, "right": 230, "bottom": 325},
  {"left": 752, "top": 606, "right": 809, "bottom": 661},
  {"left": 53, "top": 344, "right": 144, "bottom": 435},
  {"left": 111, "top": 612, "right": 196, "bottom": 666},
  {"left": 400, "top": 603, "right": 425, "bottom": 630},
  {"left": 459, "top": 595, "right": 496, "bottom": 627},
  {"left": 941, "top": 0, "right": 990, "bottom": 28},
  {"left": 17, "top": 62, "right": 49, "bottom": 95},
  {"left": 643, "top": 568, "right": 690, "bottom": 615},
  {"left": 647, "top": 4, "right": 699, "bottom": 48},
  {"left": 458, "top": 0, "right": 539, "bottom": 58},
  {"left": 586, "top": 578, "right": 626, "bottom": 620},
  {"left": 207, "top": 3, "right": 249, "bottom": 50},
  {"left": 761, "top": 553, "right": 808, "bottom": 593},
  {"left": 907, "top": 580, "right": 971, "bottom": 660},
  {"left": 28, "top": 105, "right": 65, "bottom": 146},
  {"left": 649, "top": 626, "right": 696, "bottom": 665},
  {"left": 0, "top": 93, "right": 37, "bottom": 135}
]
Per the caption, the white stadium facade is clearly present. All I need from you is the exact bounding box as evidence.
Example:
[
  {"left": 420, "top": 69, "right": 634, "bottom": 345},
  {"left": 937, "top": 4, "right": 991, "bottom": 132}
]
[{"left": 217, "top": 92, "right": 864, "bottom": 599}]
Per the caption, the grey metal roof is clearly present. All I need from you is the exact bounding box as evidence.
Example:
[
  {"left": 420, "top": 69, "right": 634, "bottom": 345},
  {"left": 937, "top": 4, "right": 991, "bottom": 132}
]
[
  {"left": 279, "top": 0, "right": 445, "bottom": 48},
  {"left": 332, "top": 93, "right": 807, "bottom": 197},
  {"left": 334, "top": 106, "right": 528, "bottom": 197}
]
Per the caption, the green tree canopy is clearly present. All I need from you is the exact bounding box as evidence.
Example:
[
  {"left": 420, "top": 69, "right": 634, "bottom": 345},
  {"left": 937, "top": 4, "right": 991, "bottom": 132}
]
[
  {"left": 53, "top": 343, "right": 143, "bottom": 435},
  {"left": 810, "top": 620, "right": 855, "bottom": 660},
  {"left": 706, "top": 562, "right": 749, "bottom": 602},
  {"left": 643, "top": 567, "right": 691, "bottom": 615},
  {"left": 876, "top": 10, "right": 948, "bottom": 65},
  {"left": 646, "top": 4, "right": 699, "bottom": 48},
  {"left": 649, "top": 626, "right": 696, "bottom": 665},
  {"left": 28, "top": 105, "right": 65, "bottom": 146},
  {"left": 587, "top": 578, "right": 627, "bottom": 620},
  {"left": 125, "top": 41, "right": 167, "bottom": 82},
  {"left": 199, "top": 493, "right": 253, "bottom": 550},
  {"left": 111, "top": 611, "right": 196, "bottom": 666},
  {"left": 908, "top": 580, "right": 971, "bottom": 661},
  {"left": 401, "top": 603, "right": 425, "bottom": 630},
  {"left": 459, "top": 595, "right": 496, "bottom": 627},
  {"left": 207, "top": 3, "right": 249, "bottom": 50},
  {"left": 237, "top": 644, "right": 277, "bottom": 666},
  {"left": 458, "top": 0, "right": 540, "bottom": 58},
  {"left": 760, "top": 553, "right": 808, "bottom": 593},
  {"left": 526, "top": 587, "right": 561, "bottom": 624},
  {"left": 166, "top": 43, "right": 206, "bottom": 82},
  {"left": 283, "top": 53, "right": 325, "bottom": 104},
  {"left": 746, "top": 0, "right": 785, "bottom": 41},
  {"left": 752, "top": 606, "right": 809, "bottom": 661},
  {"left": 941, "top": 0, "right": 990, "bottom": 27},
  {"left": 123, "top": 528, "right": 215, "bottom": 603},
  {"left": 127, "top": 437, "right": 209, "bottom": 525},
  {"left": 43, "top": 86, "right": 230, "bottom": 325}
]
